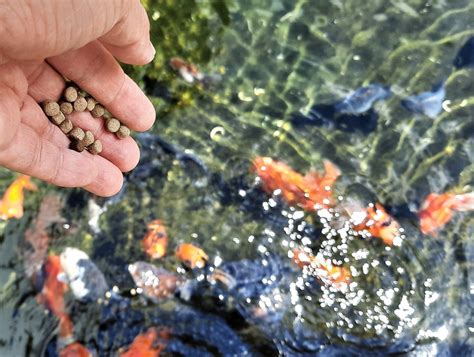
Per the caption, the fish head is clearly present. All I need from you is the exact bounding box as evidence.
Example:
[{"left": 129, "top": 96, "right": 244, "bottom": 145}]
[
  {"left": 367, "top": 204, "right": 401, "bottom": 245},
  {"left": 169, "top": 57, "right": 186, "bottom": 71},
  {"left": 59, "top": 248, "right": 89, "bottom": 281},
  {"left": 143, "top": 221, "right": 168, "bottom": 259},
  {"left": 176, "top": 243, "right": 208, "bottom": 269},
  {"left": 251, "top": 157, "right": 274, "bottom": 177}
]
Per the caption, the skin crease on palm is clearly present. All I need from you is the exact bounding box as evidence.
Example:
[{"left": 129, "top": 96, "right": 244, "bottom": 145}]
[{"left": 0, "top": 0, "right": 157, "bottom": 197}]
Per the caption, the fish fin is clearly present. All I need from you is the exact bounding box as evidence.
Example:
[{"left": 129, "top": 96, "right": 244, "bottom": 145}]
[
  {"left": 452, "top": 193, "right": 474, "bottom": 212},
  {"left": 323, "top": 160, "right": 341, "bottom": 180}
]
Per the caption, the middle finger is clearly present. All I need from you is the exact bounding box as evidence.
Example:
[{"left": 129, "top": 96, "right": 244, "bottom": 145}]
[{"left": 22, "top": 61, "right": 140, "bottom": 172}]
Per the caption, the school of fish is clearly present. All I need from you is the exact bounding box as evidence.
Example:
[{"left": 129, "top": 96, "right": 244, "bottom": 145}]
[{"left": 0, "top": 35, "right": 472, "bottom": 356}]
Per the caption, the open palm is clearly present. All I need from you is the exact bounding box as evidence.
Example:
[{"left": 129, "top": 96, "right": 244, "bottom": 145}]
[{"left": 0, "top": 0, "right": 156, "bottom": 196}]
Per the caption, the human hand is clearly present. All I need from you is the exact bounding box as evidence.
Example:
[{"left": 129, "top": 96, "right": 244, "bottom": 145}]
[{"left": 0, "top": 0, "right": 156, "bottom": 196}]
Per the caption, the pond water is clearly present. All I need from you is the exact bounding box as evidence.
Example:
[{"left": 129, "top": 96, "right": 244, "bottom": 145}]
[{"left": 0, "top": 0, "right": 473, "bottom": 356}]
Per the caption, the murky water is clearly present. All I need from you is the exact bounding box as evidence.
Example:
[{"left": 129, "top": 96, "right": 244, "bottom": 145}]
[{"left": 0, "top": 0, "right": 473, "bottom": 356}]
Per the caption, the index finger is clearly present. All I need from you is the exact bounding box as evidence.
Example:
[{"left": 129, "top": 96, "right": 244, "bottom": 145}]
[
  {"left": 47, "top": 41, "right": 155, "bottom": 132},
  {"left": 0, "top": 0, "right": 154, "bottom": 65},
  {"left": 100, "top": 0, "right": 155, "bottom": 65}
]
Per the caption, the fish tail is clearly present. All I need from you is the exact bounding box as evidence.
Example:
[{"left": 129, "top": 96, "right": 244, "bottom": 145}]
[{"left": 452, "top": 193, "right": 474, "bottom": 212}]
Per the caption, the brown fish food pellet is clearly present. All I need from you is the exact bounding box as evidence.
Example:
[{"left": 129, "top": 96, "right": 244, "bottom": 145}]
[
  {"left": 64, "top": 86, "right": 78, "bottom": 102},
  {"left": 50, "top": 112, "right": 66, "bottom": 125},
  {"left": 74, "top": 97, "right": 88, "bottom": 112},
  {"left": 39, "top": 82, "right": 135, "bottom": 155},
  {"left": 78, "top": 89, "right": 89, "bottom": 98},
  {"left": 59, "top": 119, "right": 73, "bottom": 134},
  {"left": 70, "top": 139, "right": 86, "bottom": 152},
  {"left": 69, "top": 127, "right": 85, "bottom": 141},
  {"left": 91, "top": 104, "right": 105, "bottom": 118},
  {"left": 86, "top": 98, "right": 96, "bottom": 111},
  {"left": 105, "top": 118, "right": 121, "bottom": 133},
  {"left": 60, "top": 102, "right": 73, "bottom": 115},
  {"left": 88, "top": 140, "right": 102, "bottom": 155},
  {"left": 43, "top": 101, "right": 60, "bottom": 117},
  {"left": 116, "top": 125, "right": 130, "bottom": 139},
  {"left": 83, "top": 130, "right": 95, "bottom": 146}
]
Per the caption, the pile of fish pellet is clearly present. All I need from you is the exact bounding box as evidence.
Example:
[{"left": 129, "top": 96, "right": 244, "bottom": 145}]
[{"left": 41, "top": 84, "right": 131, "bottom": 155}]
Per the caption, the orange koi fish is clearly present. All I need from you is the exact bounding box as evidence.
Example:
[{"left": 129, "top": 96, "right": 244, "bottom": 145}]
[
  {"left": 303, "top": 160, "right": 341, "bottom": 210},
  {"left": 169, "top": 57, "right": 204, "bottom": 84},
  {"left": 418, "top": 192, "right": 474, "bottom": 235},
  {"left": 36, "top": 255, "right": 74, "bottom": 338},
  {"left": 0, "top": 175, "right": 37, "bottom": 220},
  {"left": 120, "top": 327, "right": 169, "bottom": 357},
  {"left": 176, "top": 243, "right": 208, "bottom": 269},
  {"left": 252, "top": 157, "right": 340, "bottom": 211},
  {"left": 59, "top": 342, "right": 91, "bottom": 357},
  {"left": 169, "top": 57, "right": 221, "bottom": 85},
  {"left": 142, "top": 220, "right": 168, "bottom": 259},
  {"left": 353, "top": 203, "right": 401, "bottom": 246},
  {"left": 292, "top": 249, "right": 351, "bottom": 288}
]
